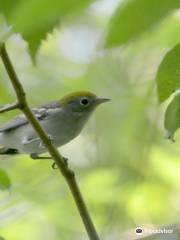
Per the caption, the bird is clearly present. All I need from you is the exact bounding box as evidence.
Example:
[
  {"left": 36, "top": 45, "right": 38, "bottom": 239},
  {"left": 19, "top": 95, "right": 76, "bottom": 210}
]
[{"left": 0, "top": 91, "right": 110, "bottom": 161}]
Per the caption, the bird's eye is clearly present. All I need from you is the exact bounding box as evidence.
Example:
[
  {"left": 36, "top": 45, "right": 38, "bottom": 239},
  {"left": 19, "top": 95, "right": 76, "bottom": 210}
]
[{"left": 80, "top": 97, "right": 89, "bottom": 106}]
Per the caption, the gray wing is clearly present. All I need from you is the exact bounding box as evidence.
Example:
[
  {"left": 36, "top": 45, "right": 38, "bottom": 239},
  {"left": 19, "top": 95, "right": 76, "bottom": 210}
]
[
  {"left": 0, "top": 115, "right": 28, "bottom": 132},
  {"left": 0, "top": 103, "right": 61, "bottom": 133},
  {"left": 0, "top": 109, "right": 42, "bottom": 132},
  {"left": 0, "top": 116, "right": 28, "bottom": 132}
]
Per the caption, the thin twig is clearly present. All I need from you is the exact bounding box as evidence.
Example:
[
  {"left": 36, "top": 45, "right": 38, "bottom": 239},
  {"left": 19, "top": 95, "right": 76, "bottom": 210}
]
[
  {"left": 0, "top": 102, "right": 20, "bottom": 113},
  {"left": 0, "top": 42, "right": 100, "bottom": 240}
]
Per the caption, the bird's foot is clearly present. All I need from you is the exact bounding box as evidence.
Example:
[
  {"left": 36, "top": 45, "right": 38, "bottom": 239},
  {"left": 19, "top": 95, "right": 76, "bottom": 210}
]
[
  {"left": 51, "top": 157, "right": 68, "bottom": 170},
  {"left": 63, "top": 157, "right": 68, "bottom": 167},
  {"left": 52, "top": 162, "right": 58, "bottom": 169},
  {"left": 30, "top": 153, "right": 68, "bottom": 170}
]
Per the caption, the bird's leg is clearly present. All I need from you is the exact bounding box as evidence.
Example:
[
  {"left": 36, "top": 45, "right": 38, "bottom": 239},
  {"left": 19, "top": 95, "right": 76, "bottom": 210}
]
[
  {"left": 30, "top": 153, "right": 54, "bottom": 168},
  {"left": 30, "top": 153, "right": 52, "bottom": 159},
  {"left": 30, "top": 153, "right": 68, "bottom": 169}
]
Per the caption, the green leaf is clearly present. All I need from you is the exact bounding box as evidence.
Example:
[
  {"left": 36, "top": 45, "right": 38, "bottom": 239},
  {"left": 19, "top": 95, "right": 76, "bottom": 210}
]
[
  {"left": 2, "top": 0, "right": 95, "bottom": 58},
  {"left": 156, "top": 43, "right": 180, "bottom": 103},
  {"left": 164, "top": 93, "right": 180, "bottom": 141},
  {"left": 105, "top": 0, "right": 180, "bottom": 48},
  {"left": 0, "top": 0, "right": 19, "bottom": 16},
  {"left": 0, "top": 168, "right": 11, "bottom": 190}
]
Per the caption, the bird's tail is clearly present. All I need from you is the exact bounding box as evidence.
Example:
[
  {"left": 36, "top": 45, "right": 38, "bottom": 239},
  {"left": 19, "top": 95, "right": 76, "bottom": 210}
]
[
  {"left": 0, "top": 147, "right": 19, "bottom": 155},
  {"left": 0, "top": 132, "right": 19, "bottom": 155}
]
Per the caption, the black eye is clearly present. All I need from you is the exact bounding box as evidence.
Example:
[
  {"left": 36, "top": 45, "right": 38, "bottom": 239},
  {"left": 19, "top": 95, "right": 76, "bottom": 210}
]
[{"left": 80, "top": 98, "right": 89, "bottom": 106}]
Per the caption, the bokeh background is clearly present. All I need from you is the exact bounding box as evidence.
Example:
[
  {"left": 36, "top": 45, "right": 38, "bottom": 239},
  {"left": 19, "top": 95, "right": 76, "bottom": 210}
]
[{"left": 0, "top": 0, "right": 180, "bottom": 239}]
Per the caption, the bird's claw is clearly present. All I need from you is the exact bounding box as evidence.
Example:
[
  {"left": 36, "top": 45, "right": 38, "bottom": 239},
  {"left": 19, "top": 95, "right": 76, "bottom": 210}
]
[
  {"left": 63, "top": 157, "right": 68, "bottom": 167},
  {"left": 51, "top": 157, "right": 68, "bottom": 170},
  {"left": 52, "top": 162, "right": 58, "bottom": 169}
]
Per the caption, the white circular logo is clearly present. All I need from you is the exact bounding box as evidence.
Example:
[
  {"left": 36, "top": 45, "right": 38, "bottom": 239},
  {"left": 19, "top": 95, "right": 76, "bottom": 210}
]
[{"left": 135, "top": 227, "right": 143, "bottom": 235}]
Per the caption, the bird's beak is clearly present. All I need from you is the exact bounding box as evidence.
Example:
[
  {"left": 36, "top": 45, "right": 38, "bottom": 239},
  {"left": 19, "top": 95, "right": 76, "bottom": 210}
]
[{"left": 95, "top": 97, "right": 110, "bottom": 105}]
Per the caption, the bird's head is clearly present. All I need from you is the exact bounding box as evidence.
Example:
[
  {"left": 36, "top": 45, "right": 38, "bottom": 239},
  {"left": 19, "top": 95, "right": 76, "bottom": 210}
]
[{"left": 59, "top": 91, "right": 110, "bottom": 117}]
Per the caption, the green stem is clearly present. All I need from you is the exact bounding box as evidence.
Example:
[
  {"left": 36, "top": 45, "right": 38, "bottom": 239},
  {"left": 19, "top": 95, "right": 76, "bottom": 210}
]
[{"left": 0, "top": 42, "right": 100, "bottom": 240}]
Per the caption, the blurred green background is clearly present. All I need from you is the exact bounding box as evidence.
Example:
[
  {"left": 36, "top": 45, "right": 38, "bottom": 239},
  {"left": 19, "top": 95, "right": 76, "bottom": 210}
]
[{"left": 0, "top": 0, "right": 180, "bottom": 239}]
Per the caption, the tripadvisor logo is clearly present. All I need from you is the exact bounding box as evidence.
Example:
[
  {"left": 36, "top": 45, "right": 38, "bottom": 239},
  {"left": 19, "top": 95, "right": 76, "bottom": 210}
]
[
  {"left": 135, "top": 227, "right": 143, "bottom": 235},
  {"left": 135, "top": 226, "right": 174, "bottom": 235}
]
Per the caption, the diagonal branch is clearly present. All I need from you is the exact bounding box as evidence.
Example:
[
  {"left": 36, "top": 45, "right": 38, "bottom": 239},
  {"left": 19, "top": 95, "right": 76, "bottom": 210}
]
[{"left": 0, "top": 42, "right": 100, "bottom": 240}]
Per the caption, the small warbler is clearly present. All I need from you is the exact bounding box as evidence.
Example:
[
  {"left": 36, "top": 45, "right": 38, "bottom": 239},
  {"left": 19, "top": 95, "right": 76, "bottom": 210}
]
[{"left": 0, "top": 91, "right": 110, "bottom": 159}]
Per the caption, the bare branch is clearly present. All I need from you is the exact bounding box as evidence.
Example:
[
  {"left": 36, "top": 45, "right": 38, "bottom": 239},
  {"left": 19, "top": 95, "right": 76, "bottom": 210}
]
[
  {"left": 0, "top": 42, "right": 100, "bottom": 240},
  {"left": 0, "top": 102, "right": 20, "bottom": 113}
]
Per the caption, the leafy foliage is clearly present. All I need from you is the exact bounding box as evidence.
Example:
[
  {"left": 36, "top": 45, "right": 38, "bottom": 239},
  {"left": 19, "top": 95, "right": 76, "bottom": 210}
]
[
  {"left": 105, "top": 0, "right": 180, "bottom": 48},
  {"left": 156, "top": 43, "right": 180, "bottom": 103},
  {"left": 164, "top": 93, "right": 180, "bottom": 141},
  {"left": 0, "top": 0, "right": 95, "bottom": 58},
  {"left": 0, "top": 0, "right": 20, "bottom": 16},
  {"left": 0, "top": 0, "right": 180, "bottom": 239},
  {"left": 0, "top": 168, "right": 11, "bottom": 190}
]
